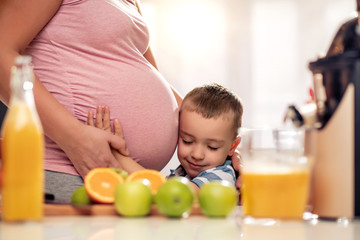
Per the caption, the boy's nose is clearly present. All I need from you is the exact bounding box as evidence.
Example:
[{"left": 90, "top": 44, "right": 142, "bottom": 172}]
[{"left": 191, "top": 145, "right": 205, "bottom": 160}]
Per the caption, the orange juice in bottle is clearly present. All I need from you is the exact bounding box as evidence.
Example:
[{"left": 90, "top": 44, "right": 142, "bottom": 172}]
[{"left": 0, "top": 56, "right": 44, "bottom": 221}]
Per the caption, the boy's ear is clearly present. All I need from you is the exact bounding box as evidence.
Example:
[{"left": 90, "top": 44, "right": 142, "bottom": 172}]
[{"left": 228, "top": 136, "right": 241, "bottom": 156}]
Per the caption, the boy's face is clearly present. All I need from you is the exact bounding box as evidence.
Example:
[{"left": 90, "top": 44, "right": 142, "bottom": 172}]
[{"left": 177, "top": 109, "right": 237, "bottom": 178}]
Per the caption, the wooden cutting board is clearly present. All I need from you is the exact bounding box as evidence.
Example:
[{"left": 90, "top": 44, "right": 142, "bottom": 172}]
[{"left": 44, "top": 203, "right": 202, "bottom": 216}]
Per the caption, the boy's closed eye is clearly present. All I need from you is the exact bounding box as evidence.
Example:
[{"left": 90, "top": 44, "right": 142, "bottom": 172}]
[
  {"left": 208, "top": 146, "right": 219, "bottom": 151},
  {"left": 182, "top": 138, "right": 193, "bottom": 144}
]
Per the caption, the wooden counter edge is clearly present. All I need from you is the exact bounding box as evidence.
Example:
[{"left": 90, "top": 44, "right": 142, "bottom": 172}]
[{"left": 44, "top": 203, "right": 202, "bottom": 216}]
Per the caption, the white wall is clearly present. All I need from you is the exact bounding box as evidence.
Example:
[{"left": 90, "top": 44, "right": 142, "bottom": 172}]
[{"left": 140, "top": 0, "right": 356, "bottom": 174}]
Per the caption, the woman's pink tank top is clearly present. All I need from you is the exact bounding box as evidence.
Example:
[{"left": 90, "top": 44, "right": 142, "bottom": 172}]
[{"left": 24, "top": 0, "right": 179, "bottom": 175}]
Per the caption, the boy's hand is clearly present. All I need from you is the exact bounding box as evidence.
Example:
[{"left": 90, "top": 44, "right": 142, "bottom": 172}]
[
  {"left": 231, "top": 150, "right": 242, "bottom": 190},
  {"left": 87, "top": 105, "right": 145, "bottom": 173},
  {"left": 87, "top": 105, "right": 129, "bottom": 154},
  {"left": 87, "top": 105, "right": 112, "bottom": 132}
]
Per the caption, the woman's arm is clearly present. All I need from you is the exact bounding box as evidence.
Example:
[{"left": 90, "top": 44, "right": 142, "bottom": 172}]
[{"left": 0, "top": 0, "right": 128, "bottom": 178}]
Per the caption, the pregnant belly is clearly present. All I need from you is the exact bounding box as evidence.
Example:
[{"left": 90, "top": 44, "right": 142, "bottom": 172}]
[
  {"left": 42, "top": 59, "right": 179, "bottom": 173},
  {"left": 74, "top": 64, "right": 179, "bottom": 171},
  {"left": 114, "top": 85, "right": 179, "bottom": 171}
]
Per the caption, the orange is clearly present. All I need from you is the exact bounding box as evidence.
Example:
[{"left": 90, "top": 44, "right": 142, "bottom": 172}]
[
  {"left": 126, "top": 169, "right": 166, "bottom": 194},
  {"left": 84, "top": 168, "right": 125, "bottom": 204}
]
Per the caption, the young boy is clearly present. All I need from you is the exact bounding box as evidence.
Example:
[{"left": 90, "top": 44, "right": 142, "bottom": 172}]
[{"left": 89, "top": 83, "right": 243, "bottom": 192}]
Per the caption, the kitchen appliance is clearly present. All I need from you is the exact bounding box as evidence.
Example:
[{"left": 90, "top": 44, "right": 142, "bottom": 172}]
[{"left": 285, "top": 1, "right": 360, "bottom": 219}]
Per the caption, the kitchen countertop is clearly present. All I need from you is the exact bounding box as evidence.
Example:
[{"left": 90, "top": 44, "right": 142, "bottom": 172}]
[{"left": 1, "top": 207, "right": 359, "bottom": 240}]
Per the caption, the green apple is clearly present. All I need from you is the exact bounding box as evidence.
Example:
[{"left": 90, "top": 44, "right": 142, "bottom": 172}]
[
  {"left": 198, "top": 181, "right": 238, "bottom": 217},
  {"left": 114, "top": 180, "right": 152, "bottom": 217}
]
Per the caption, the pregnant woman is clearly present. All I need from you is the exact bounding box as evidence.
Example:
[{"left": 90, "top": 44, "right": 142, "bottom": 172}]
[{"left": 0, "top": 0, "right": 181, "bottom": 202}]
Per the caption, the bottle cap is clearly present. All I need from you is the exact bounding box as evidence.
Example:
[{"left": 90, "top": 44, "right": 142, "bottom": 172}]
[{"left": 14, "top": 55, "right": 32, "bottom": 66}]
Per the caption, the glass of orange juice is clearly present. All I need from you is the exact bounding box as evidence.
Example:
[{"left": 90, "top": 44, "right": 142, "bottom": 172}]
[{"left": 239, "top": 128, "right": 312, "bottom": 223}]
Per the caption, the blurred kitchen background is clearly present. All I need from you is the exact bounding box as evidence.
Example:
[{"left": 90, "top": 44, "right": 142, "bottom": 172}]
[
  {"left": 0, "top": 0, "right": 355, "bottom": 130},
  {"left": 139, "top": 0, "right": 355, "bottom": 173},
  {"left": 141, "top": 0, "right": 355, "bottom": 128}
]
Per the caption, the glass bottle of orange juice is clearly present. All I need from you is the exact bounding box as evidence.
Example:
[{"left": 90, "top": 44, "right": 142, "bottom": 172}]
[{"left": 1, "top": 56, "right": 44, "bottom": 221}]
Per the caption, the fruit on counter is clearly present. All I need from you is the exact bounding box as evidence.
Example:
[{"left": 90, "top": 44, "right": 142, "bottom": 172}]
[
  {"left": 111, "top": 168, "right": 129, "bottom": 180},
  {"left": 126, "top": 169, "right": 166, "bottom": 194},
  {"left": 71, "top": 185, "right": 93, "bottom": 205},
  {"left": 154, "top": 177, "right": 195, "bottom": 218},
  {"left": 114, "top": 180, "right": 152, "bottom": 217},
  {"left": 84, "top": 168, "right": 125, "bottom": 204},
  {"left": 76, "top": 168, "right": 238, "bottom": 219},
  {"left": 198, "top": 181, "right": 238, "bottom": 217}
]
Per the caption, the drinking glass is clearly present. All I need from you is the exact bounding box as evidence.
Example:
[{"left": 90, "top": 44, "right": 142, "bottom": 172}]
[{"left": 239, "top": 128, "right": 312, "bottom": 223}]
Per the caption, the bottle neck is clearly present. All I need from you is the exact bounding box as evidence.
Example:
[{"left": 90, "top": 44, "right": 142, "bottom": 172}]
[{"left": 9, "top": 57, "right": 36, "bottom": 108}]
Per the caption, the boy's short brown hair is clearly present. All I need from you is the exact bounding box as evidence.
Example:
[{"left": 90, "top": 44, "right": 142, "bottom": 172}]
[{"left": 180, "top": 83, "right": 243, "bottom": 139}]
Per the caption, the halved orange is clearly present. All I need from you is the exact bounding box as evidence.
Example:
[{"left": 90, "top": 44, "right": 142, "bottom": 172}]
[
  {"left": 126, "top": 169, "right": 167, "bottom": 194},
  {"left": 84, "top": 168, "right": 125, "bottom": 203}
]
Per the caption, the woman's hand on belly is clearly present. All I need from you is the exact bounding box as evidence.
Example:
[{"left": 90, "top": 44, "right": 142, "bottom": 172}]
[{"left": 62, "top": 123, "right": 129, "bottom": 178}]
